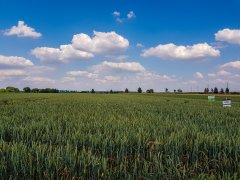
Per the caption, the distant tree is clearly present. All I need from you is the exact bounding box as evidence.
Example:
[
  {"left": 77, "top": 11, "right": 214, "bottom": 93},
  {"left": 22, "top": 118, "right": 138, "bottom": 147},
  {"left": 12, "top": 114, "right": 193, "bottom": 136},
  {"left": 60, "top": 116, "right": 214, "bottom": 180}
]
[
  {"left": 32, "top": 88, "right": 39, "bottom": 93},
  {"left": 211, "top": 88, "right": 214, "bottom": 93},
  {"left": 225, "top": 87, "right": 229, "bottom": 94},
  {"left": 220, "top": 88, "right": 224, "bottom": 94},
  {"left": 138, "top": 87, "right": 142, "bottom": 93},
  {"left": 110, "top": 89, "right": 113, "bottom": 94},
  {"left": 146, "top": 89, "right": 154, "bottom": 93},
  {"left": 39, "top": 88, "right": 59, "bottom": 93},
  {"left": 177, "top": 89, "right": 183, "bottom": 93},
  {"left": 174, "top": 89, "right": 176, "bottom": 93},
  {"left": 91, "top": 89, "right": 95, "bottom": 93},
  {"left": 204, "top": 88, "right": 209, "bottom": 93},
  {"left": 165, "top": 88, "right": 168, "bottom": 93},
  {"left": 214, "top": 87, "right": 218, "bottom": 94},
  {"left": 125, "top": 88, "right": 129, "bottom": 93},
  {"left": 23, "top": 87, "right": 31, "bottom": 93},
  {"left": 6, "top": 86, "right": 19, "bottom": 93}
]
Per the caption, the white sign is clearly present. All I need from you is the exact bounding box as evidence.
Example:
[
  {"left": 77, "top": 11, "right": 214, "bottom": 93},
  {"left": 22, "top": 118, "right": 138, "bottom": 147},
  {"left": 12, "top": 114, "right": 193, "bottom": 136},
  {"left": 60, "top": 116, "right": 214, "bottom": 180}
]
[{"left": 222, "top": 99, "right": 231, "bottom": 107}]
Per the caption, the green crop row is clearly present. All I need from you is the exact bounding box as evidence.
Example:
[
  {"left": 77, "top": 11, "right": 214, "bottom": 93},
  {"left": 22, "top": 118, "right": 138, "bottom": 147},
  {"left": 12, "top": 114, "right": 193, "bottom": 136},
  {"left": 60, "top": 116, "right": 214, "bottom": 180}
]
[{"left": 0, "top": 93, "right": 239, "bottom": 179}]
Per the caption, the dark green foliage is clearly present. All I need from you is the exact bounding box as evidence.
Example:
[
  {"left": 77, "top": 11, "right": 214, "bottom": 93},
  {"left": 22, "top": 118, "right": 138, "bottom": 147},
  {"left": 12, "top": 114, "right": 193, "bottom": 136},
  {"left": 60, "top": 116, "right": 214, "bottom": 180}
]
[
  {"left": 220, "top": 88, "right": 224, "bottom": 94},
  {"left": 32, "top": 88, "right": 40, "bottom": 93},
  {"left": 225, "top": 87, "right": 230, "bottom": 94},
  {"left": 146, "top": 89, "right": 154, "bottom": 93},
  {"left": 137, "top": 87, "right": 142, "bottom": 93},
  {"left": 6, "top": 86, "right": 19, "bottom": 92},
  {"left": 23, "top": 87, "right": 31, "bottom": 93}
]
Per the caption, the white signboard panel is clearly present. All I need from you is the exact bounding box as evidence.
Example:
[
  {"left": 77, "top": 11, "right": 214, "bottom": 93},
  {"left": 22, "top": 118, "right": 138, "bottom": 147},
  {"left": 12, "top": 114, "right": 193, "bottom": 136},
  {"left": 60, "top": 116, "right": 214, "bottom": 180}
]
[{"left": 222, "top": 99, "right": 231, "bottom": 107}]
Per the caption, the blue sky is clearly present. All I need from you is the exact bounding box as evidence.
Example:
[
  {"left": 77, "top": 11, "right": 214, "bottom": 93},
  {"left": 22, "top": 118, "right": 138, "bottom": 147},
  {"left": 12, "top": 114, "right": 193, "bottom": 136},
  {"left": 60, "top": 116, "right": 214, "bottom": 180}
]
[{"left": 0, "top": 0, "right": 239, "bottom": 91}]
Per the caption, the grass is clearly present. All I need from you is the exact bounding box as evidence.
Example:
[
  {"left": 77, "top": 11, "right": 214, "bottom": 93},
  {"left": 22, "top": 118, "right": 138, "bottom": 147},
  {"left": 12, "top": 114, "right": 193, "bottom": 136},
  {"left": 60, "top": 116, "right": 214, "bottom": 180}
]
[{"left": 0, "top": 93, "right": 240, "bottom": 179}]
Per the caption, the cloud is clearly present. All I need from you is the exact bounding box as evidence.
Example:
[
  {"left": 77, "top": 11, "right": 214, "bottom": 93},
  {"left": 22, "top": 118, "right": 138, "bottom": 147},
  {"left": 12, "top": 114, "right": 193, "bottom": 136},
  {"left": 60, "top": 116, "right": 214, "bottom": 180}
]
[
  {"left": 113, "top": 11, "right": 136, "bottom": 23},
  {"left": 141, "top": 43, "right": 220, "bottom": 60},
  {"left": 127, "top": 11, "right": 136, "bottom": 19},
  {"left": 0, "top": 69, "right": 27, "bottom": 76},
  {"left": 61, "top": 77, "right": 76, "bottom": 83},
  {"left": 32, "top": 44, "right": 94, "bottom": 63},
  {"left": 72, "top": 31, "right": 129, "bottom": 54},
  {"left": 210, "top": 42, "right": 228, "bottom": 49},
  {"left": 141, "top": 71, "right": 176, "bottom": 82},
  {"left": 220, "top": 61, "right": 240, "bottom": 69},
  {"left": 0, "top": 55, "right": 33, "bottom": 67},
  {"left": 104, "top": 75, "right": 121, "bottom": 81},
  {"left": 33, "top": 31, "right": 129, "bottom": 62},
  {"left": 116, "top": 18, "right": 123, "bottom": 23},
  {"left": 215, "top": 29, "right": 240, "bottom": 45},
  {"left": 136, "top": 43, "right": 144, "bottom": 48},
  {"left": 233, "top": 74, "right": 240, "bottom": 78},
  {"left": 113, "top": 11, "right": 120, "bottom": 17},
  {"left": 25, "top": 66, "right": 55, "bottom": 74},
  {"left": 105, "top": 55, "right": 129, "bottom": 61},
  {"left": 182, "top": 80, "right": 198, "bottom": 85},
  {"left": 22, "top": 76, "right": 55, "bottom": 83},
  {"left": 208, "top": 70, "right": 232, "bottom": 77},
  {"left": 194, "top": 72, "right": 204, "bottom": 79},
  {"left": 66, "top": 70, "right": 98, "bottom": 79},
  {"left": 4, "top": 21, "right": 42, "bottom": 38},
  {"left": 92, "top": 61, "right": 145, "bottom": 73}
]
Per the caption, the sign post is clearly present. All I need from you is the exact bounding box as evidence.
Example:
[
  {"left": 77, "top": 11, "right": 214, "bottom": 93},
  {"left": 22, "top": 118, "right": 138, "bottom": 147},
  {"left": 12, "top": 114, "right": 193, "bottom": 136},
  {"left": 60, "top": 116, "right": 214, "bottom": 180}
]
[
  {"left": 208, "top": 96, "right": 215, "bottom": 102},
  {"left": 208, "top": 96, "right": 215, "bottom": 108},
  {"left": 222, "top": 99, "right": 231, "bottom": 107}
]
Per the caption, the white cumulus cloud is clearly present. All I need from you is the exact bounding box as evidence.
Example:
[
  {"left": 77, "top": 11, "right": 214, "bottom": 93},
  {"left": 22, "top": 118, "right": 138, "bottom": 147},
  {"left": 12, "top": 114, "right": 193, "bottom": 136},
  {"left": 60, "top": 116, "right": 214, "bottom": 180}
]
[
  {"left": 72, "top": 31, "right": 129, "bottom": 54},
  {"left": 141, "top": 43, "right": 220, "bottom": 60},
  {"left": 215, "top": 29, "right": 240, "bottom": 45},
  {"left": 4, "top": 21, "right": 42, "bottom": 38},
  {"left": 32, "top": 31, "right": 129, "bottom": 62},
  {"left": 32, "top": 44, "right": 94, "bottom": 63},
  {"left": 0, "top": 55, "right": 33, "bottom": 67},
  {"left": 220, "top": 61, "right": 240, "bottom": 69}
]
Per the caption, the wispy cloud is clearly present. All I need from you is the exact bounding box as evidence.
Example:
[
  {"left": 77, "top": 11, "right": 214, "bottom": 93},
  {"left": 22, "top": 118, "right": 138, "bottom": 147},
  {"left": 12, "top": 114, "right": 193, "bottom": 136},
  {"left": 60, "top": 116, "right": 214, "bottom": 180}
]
[
  {"left": 127, "top": 11, "right": 136, "bottom": 19},
  {"left": 112, "top": 11, "right": 136, "bottom": 23},
  {"left": 220, "top": 61, "right": 240, "bottom": 69}
]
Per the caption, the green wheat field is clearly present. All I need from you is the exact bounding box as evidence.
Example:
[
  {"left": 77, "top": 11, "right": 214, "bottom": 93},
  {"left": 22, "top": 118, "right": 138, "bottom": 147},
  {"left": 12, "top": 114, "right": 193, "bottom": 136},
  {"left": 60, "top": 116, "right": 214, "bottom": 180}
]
[{"left": 0, "top": 93, "right": 240, "bottom": 179}]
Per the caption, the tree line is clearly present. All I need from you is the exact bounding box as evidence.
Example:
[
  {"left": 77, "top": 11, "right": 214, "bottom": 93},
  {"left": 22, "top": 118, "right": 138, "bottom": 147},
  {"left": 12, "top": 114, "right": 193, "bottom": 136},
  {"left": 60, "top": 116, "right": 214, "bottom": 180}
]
[
  {"left": 203, "top": 87, "right": 229, "bottom": 94},
  {"left": 0, "top": 87, "right": 59, "bottom": 93},
  {"left": 0, "top": 86, "right": 237, "bottom": 94}
]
